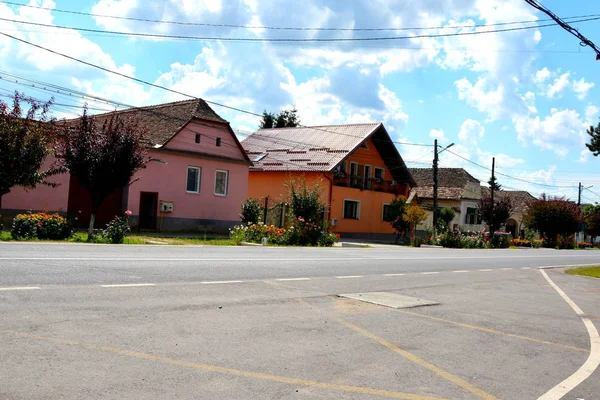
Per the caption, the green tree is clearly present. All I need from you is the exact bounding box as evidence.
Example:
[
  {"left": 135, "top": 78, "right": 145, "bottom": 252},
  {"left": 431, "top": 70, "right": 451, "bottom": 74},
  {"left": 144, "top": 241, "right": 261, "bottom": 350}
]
[
  {"left": 524, "top": 194, "right": 581, "bottom": 247},
  {"left": 0, "top": 93, "right": 62, "bottom": 210},
  {"left": 403, "top": 203, "right": 428, "bottom": 246},
  {"left": 286, "top": 177, "right": 324, "bottom": 222},
  {"left": 58, "top": 107, "right": 148, "bottom": 237},
  {"left": 583, "top": 203, "right": 600, "bottom": 241},
  {"left": 478, "top": 195, "right": 512, "bottom": 234},
  {"left": 437, "top": 206, "right": 456, "bottom": 232},
  {"left": 240, "top": 198, "right": 262, "bottom": 224},
  {"left": 585, "top": 120, "right": 600, "bottom": 156},
  {"left": 260, "top": 108, "right": 300, "bottom": 129},
  {"left": 383, "top": 197, "right": 408, "bottom": 243},
  {"left": 259, "top": 111, "right": 275, "bottom": 129},
  {"left": 488, "top": 175, "right": 502, "bottom": 191}
]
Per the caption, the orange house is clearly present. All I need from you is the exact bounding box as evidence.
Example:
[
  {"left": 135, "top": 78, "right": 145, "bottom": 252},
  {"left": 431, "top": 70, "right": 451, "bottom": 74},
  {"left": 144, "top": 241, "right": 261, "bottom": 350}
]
[{"left": 242, "top": 123, "right": 416, "bottom": 239}]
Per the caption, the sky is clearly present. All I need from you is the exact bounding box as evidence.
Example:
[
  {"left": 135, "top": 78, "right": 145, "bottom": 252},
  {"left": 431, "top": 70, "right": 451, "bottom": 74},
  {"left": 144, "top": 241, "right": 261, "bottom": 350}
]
[{"left": 0, "top": 0, "right": 599, "bottom": 201}]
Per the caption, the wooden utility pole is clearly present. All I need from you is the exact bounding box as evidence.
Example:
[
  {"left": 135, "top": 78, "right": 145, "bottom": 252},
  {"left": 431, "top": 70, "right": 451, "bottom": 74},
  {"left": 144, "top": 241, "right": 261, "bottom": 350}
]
[
  {"left": 433, "top": 139, "right": 439, "bottom": 230},
  {"left": 578, "top": 182, "right": 582, "bottom": 206}
]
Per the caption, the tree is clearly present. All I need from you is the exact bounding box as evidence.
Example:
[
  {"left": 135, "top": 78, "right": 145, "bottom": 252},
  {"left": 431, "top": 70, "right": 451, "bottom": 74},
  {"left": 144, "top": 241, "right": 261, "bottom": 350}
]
[
  {"left": 478, "top": 195, "right": 512, "bottom": 234},
  {"left": 0, "top": 93, "right": 62, "bottom": 210},
  {"left": 437, "top": 207, "right": 456, "bottom": 232},
  {"left": 524, "top": 194, "right": 581, "bottom": 247},
  {"left": 259, "top": 111, "right": 275, "bottom": 129},
  {"left": 383, "top": 197, "right": 408, "bottom": 243},
  {"left": 488, "top": 175, "right": 502, "bottom": 191},
  {"left": 585, "top": 120, "right": 600, "bottom": 156},
  {"left": 403, "top": 203, "right": 428, "bottom": 246},
  {"left": 260, "top": 108, "right": 300, "bottom": 129},
  {"left": 58, "top": 107, "right": 148, "bottom": 236},
  {"left": 583, "top": 204, "right": 600, "bottom": 241}
]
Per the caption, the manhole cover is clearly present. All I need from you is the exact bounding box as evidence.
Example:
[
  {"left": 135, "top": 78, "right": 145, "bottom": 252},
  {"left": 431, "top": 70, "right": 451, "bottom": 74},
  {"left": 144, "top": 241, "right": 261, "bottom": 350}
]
[{"left": 337, "top": 292, "right": 439, "bottom": 309}]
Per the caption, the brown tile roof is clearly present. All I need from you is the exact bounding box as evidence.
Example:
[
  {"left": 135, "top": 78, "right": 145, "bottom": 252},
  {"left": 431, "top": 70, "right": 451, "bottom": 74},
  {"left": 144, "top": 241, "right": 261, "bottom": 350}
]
[
  {"left": 481, "top": 187, "right": 537, "bottom": 214},
  {"left": 413, "top": 186, "right": 468, "bottom": 200},
  {"left": 242, "top": 123, "right": 415, "bottom": 185},
  {"left": 409, "top": 168, "right": 479, "bottom": 187},
  {"left": 69, "top": 99, "right": 227, "bottom": 146}
]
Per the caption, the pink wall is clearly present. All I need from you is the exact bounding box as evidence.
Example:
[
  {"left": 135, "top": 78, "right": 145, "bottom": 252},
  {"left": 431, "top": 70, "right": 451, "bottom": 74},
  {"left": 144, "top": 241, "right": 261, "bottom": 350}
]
[
  {"left": 165, "top": 120, "right": 247, "bottom": 161},
  {"left": 2, "top": 155, "right": 70, "bottom": 212},
  {"left": 127, "top": 149, "right": 249, "bottom": 221}
]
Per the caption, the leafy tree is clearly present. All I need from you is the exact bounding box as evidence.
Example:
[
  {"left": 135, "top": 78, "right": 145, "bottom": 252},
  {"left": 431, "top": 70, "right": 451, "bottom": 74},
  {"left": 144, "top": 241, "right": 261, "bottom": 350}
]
[
  {"left": 240, "top": 198, "right": 262, "bottom": 224},
  {"left": 260, "top": 108, "right": 301, "bottom": 129},
  {"left": 286, "top": 177, "right": 324, "bottom": 222},
  {"left": 478, "top": 195, "right": 512, "bottom": 234},
  {"left": 58, "top": 107, "right": 148, "bottom": 236},
  {"left": 403, "top": 203, "right": 428, "bottom": 246},
  {"left": 585, "top": 120, "right": 600, "bottom": 156},
  {"left": 0, "top": 93, "right": 62, "bottom": 210},
  {"left": 582, "top": 203, "right": 600, "bottom": 241},
  {"left": 259, "top": 111, "right": 276, "bottom": 129},
  {"left": 524, "top": 194, "right": 581, "bottom": 247},
  {"left": 383, "top": 197, "right": 408, "bottom": 243},
  {"left": 488, "top": 175, "right": 502, "bottom": 191},
  {"left": 437, "top": 206, "right": 456, "bottom": 232}
]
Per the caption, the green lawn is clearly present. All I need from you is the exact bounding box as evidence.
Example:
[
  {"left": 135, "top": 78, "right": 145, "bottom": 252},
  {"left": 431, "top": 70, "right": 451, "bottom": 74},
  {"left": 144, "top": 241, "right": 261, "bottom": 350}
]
[
  {"left": 0, "top": 231, "right": 237, "bottom": 246},
  {"left": 565, "top": 266, "right": 600, "bottom": 278}
]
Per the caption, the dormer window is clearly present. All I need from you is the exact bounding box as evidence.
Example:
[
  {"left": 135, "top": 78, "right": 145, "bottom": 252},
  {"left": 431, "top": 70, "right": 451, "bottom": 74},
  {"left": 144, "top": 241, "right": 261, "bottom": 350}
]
[
  {"left": 359, "top": 141, "right": 368, "bottom": 150},
  {"left": 216, "top": 137, "right": 222, "bottom": 147},
  {"left": 195, "top": 134, "right": 201, "bottom": 144}
]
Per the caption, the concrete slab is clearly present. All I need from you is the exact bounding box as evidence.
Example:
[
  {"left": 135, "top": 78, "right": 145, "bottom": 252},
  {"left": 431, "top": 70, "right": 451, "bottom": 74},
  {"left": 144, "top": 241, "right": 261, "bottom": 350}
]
[{"left": 337, "top": 292, "right": 439, "bottom": 309}]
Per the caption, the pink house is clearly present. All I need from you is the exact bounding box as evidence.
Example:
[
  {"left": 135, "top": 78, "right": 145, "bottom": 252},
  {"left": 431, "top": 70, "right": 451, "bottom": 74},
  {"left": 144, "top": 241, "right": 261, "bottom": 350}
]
[{"left": 1, "top": 99, "right": 251, "bottom": 233}]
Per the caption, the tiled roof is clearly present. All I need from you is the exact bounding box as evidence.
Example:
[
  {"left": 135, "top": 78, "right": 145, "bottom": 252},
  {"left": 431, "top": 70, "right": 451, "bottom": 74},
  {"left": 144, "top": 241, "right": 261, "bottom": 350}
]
[
  {"left": 242, "top": 123, "right": 416, "bottom": 185},
  {"left": 413, "top": 186, "right": 469, "bottom": 200},
  {"left": 481, "top": 187, "right": 537, "bottom": 214},
  {"left": 409, "top": 168, "right": 479, "bottom": 187},
  {"left": 70, "top": 99, "right": 227, "bottom": 146}
]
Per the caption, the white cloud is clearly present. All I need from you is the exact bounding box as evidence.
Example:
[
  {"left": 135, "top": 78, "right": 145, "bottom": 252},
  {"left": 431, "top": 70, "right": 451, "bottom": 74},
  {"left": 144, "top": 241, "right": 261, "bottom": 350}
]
[
  {"left": 572, "top": 78, "right": 594, "bottom": 100},
  {"left": 455, "top": 76, "right": 526, "bottom": 121},
  {"left": 578, "top": 149, "right": 593, "bottom": 164},
  {"left": 429, "top": 129, "right": 446, "bottom": 140},
  {"left": 533, "top": 67, "right": 551, "bottom": 84},
  {"left": 546, "top": 72, "right": 570, "bottom": 98},
  {"left": 476, "top": 149, "right": 524, "bottom": 168},
  {"left": 586, "top": 105, "right": 600, "bottom": 124},
  {"left": 458, "top": 119, "right": 485, "bottom": 143}
]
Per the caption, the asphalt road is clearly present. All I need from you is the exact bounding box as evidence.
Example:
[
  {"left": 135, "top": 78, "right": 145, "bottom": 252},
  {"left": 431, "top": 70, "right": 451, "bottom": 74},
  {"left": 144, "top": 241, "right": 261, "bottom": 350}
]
[{"left": 1, "top": 243, "right": 600, "bottom": 400}]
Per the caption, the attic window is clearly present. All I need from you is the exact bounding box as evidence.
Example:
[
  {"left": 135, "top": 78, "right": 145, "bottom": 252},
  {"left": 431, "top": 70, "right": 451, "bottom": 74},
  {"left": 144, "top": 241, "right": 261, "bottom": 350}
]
[
  {"left": 359, "top": 142, "right": 369, "bottom": 150},
  {"left": 195, "top": 134, "right": 201, "bottom": 144},
  {"left": 216, "top": 137, "right": 221, "bottom": 147}
]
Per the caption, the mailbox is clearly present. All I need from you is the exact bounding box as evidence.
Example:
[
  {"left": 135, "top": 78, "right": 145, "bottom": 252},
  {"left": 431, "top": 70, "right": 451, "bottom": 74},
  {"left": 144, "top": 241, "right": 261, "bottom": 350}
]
[{"left": 159, "top": 201, "right": 174, "bottom": 213}]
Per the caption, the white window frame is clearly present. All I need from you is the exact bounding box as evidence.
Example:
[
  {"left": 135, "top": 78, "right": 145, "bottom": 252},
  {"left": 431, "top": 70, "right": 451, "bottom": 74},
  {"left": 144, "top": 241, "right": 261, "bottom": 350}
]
[
  {"left": 214, "top": 169, "right": 229, "bottom": 196},
  {"left": 374, "top": 167, "right": 385, "bottom": 180},
  {"left": 343, "top": 199, "right": 361, "bottom": 220},
  {"left": 186, "top": 166, "right": 201, "bottom": 194},
  {"left": 381, "top": 203, "right": 391, "bottom": 221}
]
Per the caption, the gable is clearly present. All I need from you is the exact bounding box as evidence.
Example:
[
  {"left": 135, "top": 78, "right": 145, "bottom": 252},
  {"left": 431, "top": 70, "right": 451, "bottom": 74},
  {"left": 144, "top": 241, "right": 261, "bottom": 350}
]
[{"left": 164, "top": 119, "right": 250, "bottom": 162}]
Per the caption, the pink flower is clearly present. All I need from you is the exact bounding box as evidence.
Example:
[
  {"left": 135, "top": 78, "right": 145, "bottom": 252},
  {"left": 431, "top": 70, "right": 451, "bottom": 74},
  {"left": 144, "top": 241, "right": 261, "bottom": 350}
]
[{"left": 125, "top": 210, "right": 133, "bottom": 216}]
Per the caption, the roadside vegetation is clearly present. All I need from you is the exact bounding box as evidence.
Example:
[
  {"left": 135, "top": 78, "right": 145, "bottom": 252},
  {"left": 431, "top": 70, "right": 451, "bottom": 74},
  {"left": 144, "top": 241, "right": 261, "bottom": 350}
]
[{"left": 565, "top": 266, "right": 600, "bottom": 278}]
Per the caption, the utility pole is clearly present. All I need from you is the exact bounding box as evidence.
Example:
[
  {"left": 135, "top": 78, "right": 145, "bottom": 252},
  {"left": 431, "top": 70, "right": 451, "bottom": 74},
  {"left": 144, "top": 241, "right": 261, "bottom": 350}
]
[
  {"left": 433, "top": 139, "right": 439, "bottom": 231},
  {"left": 490, "top": 157, "right": 496, "bottom": 234},
  {"left": 578, "top": 182, "right": 582, "bottom": 206}
]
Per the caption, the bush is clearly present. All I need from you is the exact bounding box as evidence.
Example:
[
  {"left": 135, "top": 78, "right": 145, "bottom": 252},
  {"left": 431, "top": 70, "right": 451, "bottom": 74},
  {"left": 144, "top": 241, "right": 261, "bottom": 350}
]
[
  {"left": 437, "top": 229, "right": 463, "bottom": 248},
  {"left": 11, "top": 212, "right": 72, "bottom": 240},
  {"left": 287, "top": 179, "right": 324, "bottom": 222},
  {"left": 229, "top": 219, "right": 339, "bottom": 247},
  {"left": 102, "top": 215, "right": 130, "bottom": 244},
  {"left": 578, "top": 241, "right": 593, "bottom": 248},
  {"left": 510, "top": 238, "right": 531, "bottom": 247},
  {"left": 557, "top": 235, "right": 575, "bottom": 250},
  {"left": 531, "top": 239, "right": 543, "bottom": 249},
  {"left": 491, "top": 232, "right": 511, "bottom": 248},
  {"left": 240, "top": 198, "right": 262, "bottom": 224}
]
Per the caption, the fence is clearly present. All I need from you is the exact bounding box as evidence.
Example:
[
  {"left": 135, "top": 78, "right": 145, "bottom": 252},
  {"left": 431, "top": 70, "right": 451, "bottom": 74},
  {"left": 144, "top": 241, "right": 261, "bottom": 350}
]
[{"left": 259, "top": 197, "right": 327, "bottom": 228}]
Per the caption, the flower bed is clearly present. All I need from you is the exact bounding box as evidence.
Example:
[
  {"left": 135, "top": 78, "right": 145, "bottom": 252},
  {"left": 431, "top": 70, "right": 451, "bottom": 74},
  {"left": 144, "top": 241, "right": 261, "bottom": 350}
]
[
  {"left": 577, "top": 241, "right": 594, "bottom": 248},
  {"left": 11, "top": 212, "right": 72, "bottom": 240},
  {"left": 230, "top": 218, "right": 339, "bottom": 247}
]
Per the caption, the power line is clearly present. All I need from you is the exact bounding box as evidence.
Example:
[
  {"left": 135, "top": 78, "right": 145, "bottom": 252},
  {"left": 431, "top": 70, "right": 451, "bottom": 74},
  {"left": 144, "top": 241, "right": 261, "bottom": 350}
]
[
  {"left": 3, "top": 1, "right": 600, "bottom": 32},
  {"left": 444, "top": 149, "right": 576, "bottom": 189},
  {"left": 2, "top": 15, "right": 600, "bottom": 43}
]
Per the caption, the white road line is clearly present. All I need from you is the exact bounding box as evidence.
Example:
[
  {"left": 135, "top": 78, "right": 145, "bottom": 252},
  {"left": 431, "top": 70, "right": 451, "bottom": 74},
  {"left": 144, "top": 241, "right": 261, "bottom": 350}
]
[
  {"left": 275, "top": 278, "right": 311, "bottom": 281},
  {"left": 421, "top": 272, "right": 440, "bottom": 275},
  {"left": 538, "top": 270, "right": 600, "bottom": 400},
  {"left": 0, "top": 286, "right": 40, "bottom": 291},
  {"left": 521, "top": 267, "right": 532, "bottom": 270},
  {"left": 383, "top": 273, "right": 406, "bottom": 277},
  {"left": 201, "top": 280, "right": 244, "bottom": 284},
  {"left": 100, "top": 283, "right": 156, "bottom": 288},
  {"left": 479, "top": 269, "right": 493, "bottom": 272},
  {"left": 501, "top": 268, "right": 513, "bottom": 270},
  {"left": 336, "top": 275, "right": 363, "bottom": 279},
  {"left": 452, "top": 270, "right": 469, "bottom": 273}
]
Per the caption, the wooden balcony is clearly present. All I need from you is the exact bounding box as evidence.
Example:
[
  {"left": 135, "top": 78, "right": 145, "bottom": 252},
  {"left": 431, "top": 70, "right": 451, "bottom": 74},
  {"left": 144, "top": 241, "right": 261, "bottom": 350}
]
[{"left": 333, "top": 174, "right": 405, "bottom": 196}]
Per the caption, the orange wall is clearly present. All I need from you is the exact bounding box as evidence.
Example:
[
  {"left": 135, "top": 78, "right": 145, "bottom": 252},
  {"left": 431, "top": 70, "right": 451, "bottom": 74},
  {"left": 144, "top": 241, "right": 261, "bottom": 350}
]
[
  {"left": 343, "top": 138, "right": 389, "bottom": 179},
  {"left": 247, "top": 171, "right": 331, "bottom": 205},
  {"left": 330, "top": 186, "right": 396, "bottom": 234}
]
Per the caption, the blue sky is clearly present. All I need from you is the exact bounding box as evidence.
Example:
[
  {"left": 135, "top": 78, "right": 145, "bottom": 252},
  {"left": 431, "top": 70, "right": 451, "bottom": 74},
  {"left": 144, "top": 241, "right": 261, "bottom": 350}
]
[{"left": 0, "top": 0, "right": 599, "bottom": 200}]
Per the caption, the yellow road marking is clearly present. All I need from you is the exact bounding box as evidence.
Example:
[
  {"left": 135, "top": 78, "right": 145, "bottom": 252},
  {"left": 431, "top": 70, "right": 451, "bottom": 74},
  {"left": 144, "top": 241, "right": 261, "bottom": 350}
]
[
  {"left": 398, "top": 310, "right": 589, "bottom": 353},
  {"left": 295, "top": 298, "right": 499, "bottom": 400},
  {"left": 0, "top": 330, "right": 446, "bottom": 400}
]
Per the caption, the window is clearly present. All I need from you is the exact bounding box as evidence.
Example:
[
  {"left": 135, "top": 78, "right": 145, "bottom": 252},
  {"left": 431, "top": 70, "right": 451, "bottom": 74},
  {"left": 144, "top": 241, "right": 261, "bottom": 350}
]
[
  {"left": 382, "top": 203, "right": 391, "bottom": 221},
  {"left": 334, "top": 161, "right": 347, "bottom": 173},
  {"left": 216, "top": 137, "right": 222, "bottom": 147},
  {"left": 186, "top": 167, "right": 201, "bottom": 193},
  {"left": 374, "top": 167, "right": 385, "bottom": 181},
  {"left": 343, "top": 200, "right": 360, "bottom": 219},
  {"left": 359, "top": 141, "right": 368, "bottom": 149},
  {"left": 195, "top": 134, "right": 201, "bottom": 144},
  {"left": 215, "top": 170, "right": 229, "bottom": 196},
  {"left": 465, "top": 207, "right": 482, "bottom": 225}
]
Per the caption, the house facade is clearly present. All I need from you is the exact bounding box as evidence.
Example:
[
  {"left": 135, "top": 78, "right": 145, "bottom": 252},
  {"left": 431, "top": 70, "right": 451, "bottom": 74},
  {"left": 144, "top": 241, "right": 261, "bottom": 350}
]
[
  {"left": 409, "top": 168, "right": 485, "bottom": 233},
  {"left": 481, "top": 187, "right": 537, "bottom": 238},
  {"left": 242, "top": 123, "right": 415, "bottom": 239},
  {"left": 2, "top": 99, "right": 251, "bottom": 233}
]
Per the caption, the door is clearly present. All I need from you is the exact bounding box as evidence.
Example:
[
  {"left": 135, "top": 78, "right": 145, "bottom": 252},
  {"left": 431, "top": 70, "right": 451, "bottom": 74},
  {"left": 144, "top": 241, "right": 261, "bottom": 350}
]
[
  {"left": 364, "top": 165, "right": 372, "bottom": 190},
  {"left": 349, "top": 162, "right": 359, "bottom": 188},
  {"left": 139, "top": 192, "right": 158, "bottom": 231}
]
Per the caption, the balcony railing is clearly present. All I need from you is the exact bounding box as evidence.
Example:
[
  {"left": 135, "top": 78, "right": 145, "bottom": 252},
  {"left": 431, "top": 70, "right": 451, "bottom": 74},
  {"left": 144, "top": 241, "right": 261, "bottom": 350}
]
[{"left": 333, "top": 173, "right": 405, "bottom": 195}]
